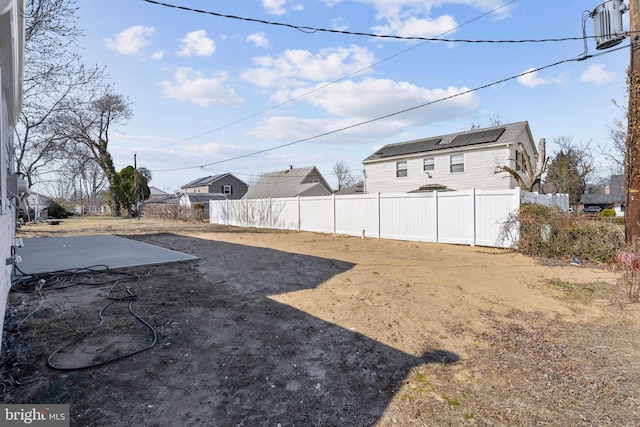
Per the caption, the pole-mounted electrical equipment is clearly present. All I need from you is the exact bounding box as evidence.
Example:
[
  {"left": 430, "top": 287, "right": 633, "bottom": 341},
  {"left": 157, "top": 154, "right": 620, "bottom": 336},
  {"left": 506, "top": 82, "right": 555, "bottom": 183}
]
[{"left": 590, "top": 0, "right": 628, "bottom": 49}]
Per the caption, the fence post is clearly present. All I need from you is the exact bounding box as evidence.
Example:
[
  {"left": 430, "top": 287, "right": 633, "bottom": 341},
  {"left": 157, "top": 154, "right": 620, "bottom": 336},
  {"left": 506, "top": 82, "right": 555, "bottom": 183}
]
[
  {"left": 244, "top": 199, "right": 248, "bottom": 227},
  {"left": 269, "top": 197, "right": 272, "bottom": 229},
  {"left": 297, "top": 196, "right": 301, "bottom": 231},
  {"left": 332, "top": 193, "right": 336, "bottom": 235},
  {"left": 471, "top": 189, "right": 476, "bottom": 247},
  {"left": 377, "top": 193, "right": 381, "bottom": 238},
  {"left": 433, "top": 191, "right": 439, "bottom": 243}
]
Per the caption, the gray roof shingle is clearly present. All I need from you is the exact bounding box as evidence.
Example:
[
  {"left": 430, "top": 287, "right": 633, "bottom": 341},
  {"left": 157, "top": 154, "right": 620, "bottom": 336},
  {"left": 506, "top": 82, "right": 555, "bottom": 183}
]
[
  {"left": 184, "top": 193, "right": 227, "bottom": 204},
  {"left": 243, "top": 166, "right": 332, "bottom": 199},
  {"left": 182, "top": 174, "right": 228, "bottom": 188}
]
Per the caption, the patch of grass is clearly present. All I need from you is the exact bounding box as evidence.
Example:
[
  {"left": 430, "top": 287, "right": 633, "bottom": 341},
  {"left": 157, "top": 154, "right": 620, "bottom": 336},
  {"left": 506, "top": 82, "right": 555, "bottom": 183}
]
[
  {"left": 546, "top": 279, "right": 617, "bottom": 304},
  {"left": 399, "top": 370, "right": 437, "bottom": 401},
  {"left": 443, "top": 395, "right": 460, "bottom": 406}
]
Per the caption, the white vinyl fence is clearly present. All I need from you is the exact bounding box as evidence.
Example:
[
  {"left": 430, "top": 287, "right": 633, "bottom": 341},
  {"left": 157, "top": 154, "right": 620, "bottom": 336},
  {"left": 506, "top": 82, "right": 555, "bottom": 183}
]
[{"left": 210, "top": 189, "right": 569, "bottom": 248}]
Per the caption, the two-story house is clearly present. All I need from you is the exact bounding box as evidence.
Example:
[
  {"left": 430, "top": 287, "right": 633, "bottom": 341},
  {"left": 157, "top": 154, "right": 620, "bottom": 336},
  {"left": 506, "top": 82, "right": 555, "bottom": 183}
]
[
  {"left": 181, "top": 173, "right": 248, "bottom": 200},
  {"left": 362, "top": 121, "right": 538, "bottom": 194}
]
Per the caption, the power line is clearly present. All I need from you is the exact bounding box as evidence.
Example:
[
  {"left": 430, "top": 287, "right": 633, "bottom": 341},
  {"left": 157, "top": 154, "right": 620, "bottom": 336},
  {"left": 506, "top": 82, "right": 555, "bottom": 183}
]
[
  {"left": 141, "top": 0, "right": 596, "bottom": 45},
  {"left": 152, "top": 0, "right": 518, "bottom": 149},
  {"left": 153, "top": 45, "right": 628, "bottom": 173}
]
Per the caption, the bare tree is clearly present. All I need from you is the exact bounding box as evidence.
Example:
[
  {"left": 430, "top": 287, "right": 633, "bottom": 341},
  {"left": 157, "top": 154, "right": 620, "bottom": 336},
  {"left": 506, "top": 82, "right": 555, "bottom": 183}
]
[
  {"left": 62, "top": 147, "right": 108, "bottom": 210},
  {"left": 247, "top": 174, "right": 262, "bottom": 188},
  {"left": 16, "top": 0, "right": 105, "bottom": 189},
  {"left": 470, "top": 114, "right": 508, "bottom": 130},
  {"left": 543, "top": 136, "right": 594, "bottom": 204},
  {"left": 601, "top": 101, "right": 626, "bottom": 176},
  {"left": 495, "top": 138, "right": 548, "bottom": 191},
  {"left": 333, "top": 161, "right": 357, "bottom": 191},
  {"left": 57, "top": 90, "right": 132, "bottom": 216}
]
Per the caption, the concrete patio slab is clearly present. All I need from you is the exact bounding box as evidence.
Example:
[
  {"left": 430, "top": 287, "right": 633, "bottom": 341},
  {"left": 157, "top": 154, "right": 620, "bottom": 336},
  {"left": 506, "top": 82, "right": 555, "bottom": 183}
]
[{"left": 15, "top": 235, "right": 197, "bottom": 275}]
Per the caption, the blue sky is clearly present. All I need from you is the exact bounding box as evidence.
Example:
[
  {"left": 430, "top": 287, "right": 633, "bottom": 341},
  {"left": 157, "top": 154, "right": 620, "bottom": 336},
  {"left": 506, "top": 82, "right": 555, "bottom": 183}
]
[{"left": 74, "top": 0, "right": 630, "bottom": 192}]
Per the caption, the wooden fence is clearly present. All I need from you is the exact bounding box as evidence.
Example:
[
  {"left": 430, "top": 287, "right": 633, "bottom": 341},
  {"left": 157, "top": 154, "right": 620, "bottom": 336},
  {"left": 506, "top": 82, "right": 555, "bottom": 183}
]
[{"left": 209, "top": 189, "right": 569, "bottom": 248}]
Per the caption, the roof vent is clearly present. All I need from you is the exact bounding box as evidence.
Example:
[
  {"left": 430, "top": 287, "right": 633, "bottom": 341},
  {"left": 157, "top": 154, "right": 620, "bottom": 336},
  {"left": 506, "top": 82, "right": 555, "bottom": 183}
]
[{"left": 590, "top": 0, "right": 627, "bottom": 50}]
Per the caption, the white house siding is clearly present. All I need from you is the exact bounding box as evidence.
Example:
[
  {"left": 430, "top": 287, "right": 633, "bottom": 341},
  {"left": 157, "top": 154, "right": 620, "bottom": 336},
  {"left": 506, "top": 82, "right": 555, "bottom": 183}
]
[
  {"left": 364, "top": 144, "right": 518, "bottom": 194},
  {"left": 0, "top": 88, "right": 14, "bottom": 352},
  {"left": 0, "top": 0, "right": 25, "bottom": 353}
]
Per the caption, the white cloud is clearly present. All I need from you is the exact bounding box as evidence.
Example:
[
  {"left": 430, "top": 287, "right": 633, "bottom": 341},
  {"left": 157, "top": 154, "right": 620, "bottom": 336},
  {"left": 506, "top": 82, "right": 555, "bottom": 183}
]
[
  {"left": 246, "top": 32, "right": 270, "bottom": 48},
  {"left": 332, "top": 17, "right": 349, "bottom": 31},
  {"left": 250, "top": 78, "right": 480, "bottom": 141},
  {"left": 262, "top": 0, "right": 287, "bottom": 15},
  {"left": 159, "top": 67, "right": 243, "bottom": 108},
  {"left": 104, "top": 26, "right": 156, "bottom": 55},
  {"left": 372, "top": 14, "right": 457, "bottom": 37},
  {"left": 580, "top": 64, "right": 616, "bottom": 84},
  {"left": 151, "top": 51, "right": 165, "bottom": 60},
  {"left": 356, "top": 0, "right": 512, "bottom": 37},
  {"left": 301, "top": 78, "right": 477, "bottom": 117},
  {"left": 241, "top": 45, "right": 377, "bottom": 88},
  {"left": 178, "top": 30, "right": 216, "bottom": 57},
  {"left": 517, "top": 68, "right": 550, "bottom": 88}
]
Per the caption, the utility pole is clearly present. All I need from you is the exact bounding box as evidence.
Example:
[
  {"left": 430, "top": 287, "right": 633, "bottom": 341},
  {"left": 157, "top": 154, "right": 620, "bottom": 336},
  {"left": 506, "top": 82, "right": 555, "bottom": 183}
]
[
  {"left": 627, "top": 0, "right": 640, "bottom": 242},
  {"left": 134, "top": 152, "right": 139, "bottom": 219}
]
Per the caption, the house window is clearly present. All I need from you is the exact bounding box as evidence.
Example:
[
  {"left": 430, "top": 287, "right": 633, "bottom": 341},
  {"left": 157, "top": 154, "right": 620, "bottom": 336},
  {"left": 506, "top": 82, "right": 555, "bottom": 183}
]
[
  {"left": 423, "top": 157, "right": 435, "bottom": 172},
  {"left": 450, "top": 154, "right": 464, "bottom": 173},
  {"left": 515, "top": 150, "right": 524, "bottom": 172},
  {"left": 223, "top": 185, "right": 232, "bottom": 195},
  {"left": 396, "top": 161, "right": 408, "bottom": 177}
]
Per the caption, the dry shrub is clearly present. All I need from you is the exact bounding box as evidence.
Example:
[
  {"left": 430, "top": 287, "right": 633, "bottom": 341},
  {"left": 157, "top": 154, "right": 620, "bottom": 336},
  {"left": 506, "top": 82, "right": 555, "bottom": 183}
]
[
  {"left": 142, "top": 203, "right": 181, "bottom": 220},
  {"left": 142, "top": 203, "right": 207, "bottom": 222},
  {"left": 503, "top": 204, "right": 624, "bottom": 264}
]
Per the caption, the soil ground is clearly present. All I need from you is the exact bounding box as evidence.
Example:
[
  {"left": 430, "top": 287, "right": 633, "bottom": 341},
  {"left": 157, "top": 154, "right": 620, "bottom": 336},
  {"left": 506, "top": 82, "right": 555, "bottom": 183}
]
[{"left": 2, "top": 217, "right": 639, "bottom": 426}]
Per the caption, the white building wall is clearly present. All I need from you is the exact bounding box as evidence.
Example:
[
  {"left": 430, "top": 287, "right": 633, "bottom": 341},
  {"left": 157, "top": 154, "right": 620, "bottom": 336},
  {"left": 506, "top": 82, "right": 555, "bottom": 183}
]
[
  {"left": 364, "top": 145, "right": 516, "bottom": 194},
  {"left": 1, "top": 0, "right": 26, "bottom": 353}
]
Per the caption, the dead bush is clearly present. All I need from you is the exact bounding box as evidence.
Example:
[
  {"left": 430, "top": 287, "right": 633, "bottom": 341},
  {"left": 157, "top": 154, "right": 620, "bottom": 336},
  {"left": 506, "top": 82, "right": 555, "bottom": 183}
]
[
  {"left": 142, "top": 203, "right": 207, "bottom": 222},
  {"left": 142, "top": 203, "right": 181, "bottom": 220},
  {"left": 501, "top": 204, "right": 624, "bottom": 264}
]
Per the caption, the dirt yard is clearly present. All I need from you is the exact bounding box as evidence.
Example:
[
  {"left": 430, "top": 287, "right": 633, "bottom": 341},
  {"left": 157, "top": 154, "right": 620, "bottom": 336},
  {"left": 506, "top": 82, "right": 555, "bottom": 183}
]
[{"left": 2, "top": 217, "right": 639, "bottom": 426}]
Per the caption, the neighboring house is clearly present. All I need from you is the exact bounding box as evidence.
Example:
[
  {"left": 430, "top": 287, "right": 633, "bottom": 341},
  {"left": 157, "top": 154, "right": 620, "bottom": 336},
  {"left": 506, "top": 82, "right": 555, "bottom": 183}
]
[
  {"left": 179, "top": 193, "right": 227, "bottom": 219},
  {"left": 25, "top": 191, "right": 50, "bottom": 220},
  {"left": 148, "top": 186, "right": 169, "bottom": 201},
  {"left": 26, "top": 191, "right": 50, "bottom": 209},
  {"left": 181, "top": 173, "right": 248, "bottom": 200},
  {"left": 243, "top": 166, "right": 333, "bottom": 199},
  {"left": 580, "top": 175, "right": 625, "bottom": 216},
  {"left": 335, "top": 181, "right": 365, "bottom": 195},
  {"left": 362, "top": 121, "right": 538, "bottom": 194},
  {"left": 1, "top": 0, "right": 25, "bottom": 352},
  {"left": 146, "top": 192, "right": 180, "bottom": 205}
]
